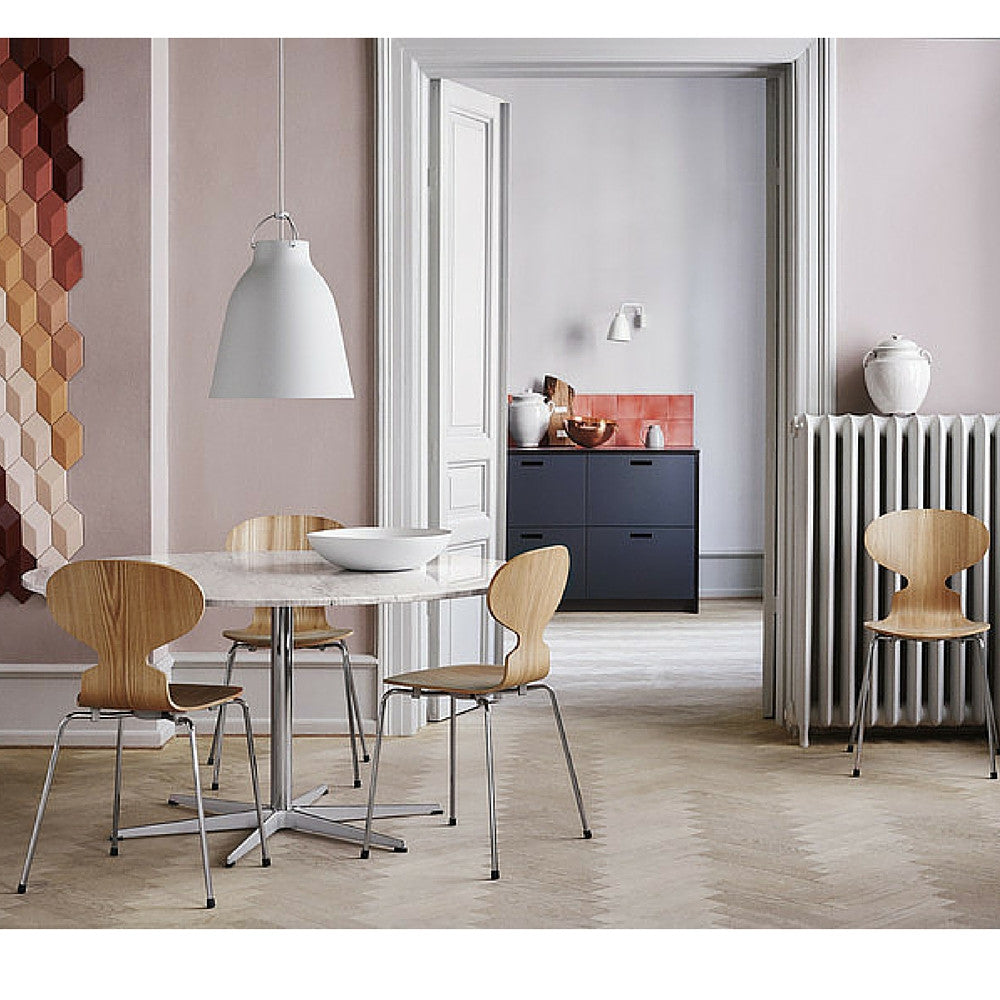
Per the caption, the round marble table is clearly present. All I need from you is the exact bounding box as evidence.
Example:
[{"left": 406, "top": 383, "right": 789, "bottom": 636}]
[{"left": 23, "top": 549, "right": 503, "bottom": 866}]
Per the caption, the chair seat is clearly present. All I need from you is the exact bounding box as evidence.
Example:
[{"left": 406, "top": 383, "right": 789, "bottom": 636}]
[
  {"left": 168, "top": 683, "right": 244, "bottom": 711},
  {"left": 866, "top": 616, "right": 990, "bottom": 640},
  {"left": 222, "top": 626, "right": 353, "bottom": 648},
  {"left": 386, "top": 664, "right": 509, "bottom": 695}
]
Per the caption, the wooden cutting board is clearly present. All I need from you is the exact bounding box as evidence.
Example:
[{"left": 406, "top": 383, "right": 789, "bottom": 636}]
[{"left": 543, "top": 375, "right": 575, "bottom": 446}]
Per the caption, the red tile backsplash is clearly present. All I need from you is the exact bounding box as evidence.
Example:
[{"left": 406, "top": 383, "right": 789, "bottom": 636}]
[{"left": 568, "top": 393, "right": 694, "bottom": 448}]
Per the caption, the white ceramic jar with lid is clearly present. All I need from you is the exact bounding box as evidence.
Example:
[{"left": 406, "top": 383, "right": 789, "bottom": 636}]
[
  {"left": 508, "top": 391, "right": 553, "bottom": 448},
  {"left": 862, "top": 334, "right": 932, "bottom": 416}
]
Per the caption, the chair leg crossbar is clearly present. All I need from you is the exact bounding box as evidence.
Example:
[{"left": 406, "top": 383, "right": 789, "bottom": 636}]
[
  {"left": 359, "top": 684, "right": 591, "bottom": 880},
  {"left": 847, "top": 634, "right": 999, "bottom": 780}
]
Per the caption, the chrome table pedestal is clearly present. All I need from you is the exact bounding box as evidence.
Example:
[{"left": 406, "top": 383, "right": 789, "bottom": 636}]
[{"left": 117, "top": 607, "right": 442, "bottom": 865}]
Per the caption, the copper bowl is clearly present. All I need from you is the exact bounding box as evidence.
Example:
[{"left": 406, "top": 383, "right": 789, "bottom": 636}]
[{"left": 564, "top": 416, "right": 617, "bottom": 448}]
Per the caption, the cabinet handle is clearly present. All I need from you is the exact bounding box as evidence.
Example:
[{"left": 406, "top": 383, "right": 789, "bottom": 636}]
[
  {"left": 629, "top": 459, "right": 653, "bottom": 466},
  {"left": 629, "top": 532, "right": 654, "bottom": 539},
  {"left": 520, "top": 533, "right": 544, "bottom": 540},
  {"left": 520, "top": 460, "right": 544, "bottom": 467}
]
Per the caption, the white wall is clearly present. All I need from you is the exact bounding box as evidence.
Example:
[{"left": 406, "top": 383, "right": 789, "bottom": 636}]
[{"left": 475, "top": 76, "right": 767, "bottom": 593}]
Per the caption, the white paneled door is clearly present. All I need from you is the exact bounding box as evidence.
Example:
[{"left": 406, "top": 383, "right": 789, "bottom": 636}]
[{"left": 428, "top": 79, "right": 508, "bottom": 712}]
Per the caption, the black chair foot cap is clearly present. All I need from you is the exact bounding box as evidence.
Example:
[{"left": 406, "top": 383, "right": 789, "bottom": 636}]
[
  {"left": 991, "top": 772, "right": 998, "bottom": 780},
  {"left": 110, "top": 846, "right": 119, "bottom": 857},
  {"left": 206, "top": 756, "right": 215, "bottom": 766},
  {"left": 211, "top": 782, "right": 219, "bottom": 791},
  {"left": 167, "top": 799, "right": 179, "bottom": 807},
  {"left": 448, "top": 818, "right": 457, "bottom": 826},
  {"left": 393, "top": 846, "right": 408, "bottom": 853},
  {"left": 353, "top": 779, "right": 362, "bottom": 789},
  {"left": 363, "top": 754, "right": 371, "bottom": 763},
  {"left": 430, "top": 808, "right": 444, "bottom": 816},
  {"left": 583, "top": 829, "right": 593, "bottom": 839},
  {"left": 16, "top": 883, "right": 25, "bottom": 894},
  {"left": 224, "top": 860, "right": 235, "bottom": 868},
  {"left": 852, "top": 768, "right": 861, "bottom": 778},
  {"left": 845, "top": 745, "right": 853, "bottom": 753},
  {"left": 491, "top": 870, "right": 500, "bottom": 880},
  {"left": 360, "top": 849, "right": 370, "bottom": 860},
  {"left": 206, "top": 898, "right": 216, "bottom": 909},
  {"left": 262, "top": 858, "right": 271, "bottom": 867}
]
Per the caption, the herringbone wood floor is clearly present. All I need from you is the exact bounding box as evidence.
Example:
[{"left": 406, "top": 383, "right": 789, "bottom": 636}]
[{"left": 2, "top": 599, "right": 999, "bottom": 929}]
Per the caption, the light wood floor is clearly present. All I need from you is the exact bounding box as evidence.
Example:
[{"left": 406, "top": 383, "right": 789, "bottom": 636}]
[{"left": 2, "top": 599, "right": 1000, "bottom": 930}]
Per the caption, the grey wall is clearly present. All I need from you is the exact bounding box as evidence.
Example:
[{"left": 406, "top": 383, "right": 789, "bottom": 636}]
[{"left": 476, "top": 76, "right": 767, "bottom": 585}]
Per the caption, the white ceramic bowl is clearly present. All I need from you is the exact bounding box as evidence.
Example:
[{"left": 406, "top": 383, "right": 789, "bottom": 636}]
[{"left": 307, "top": 527, "right": 452, "bottom": 572}]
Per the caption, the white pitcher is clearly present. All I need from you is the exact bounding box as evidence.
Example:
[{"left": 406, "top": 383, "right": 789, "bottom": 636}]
[{"left": 508, "top": 392, "right": 553, "bottom": 448}]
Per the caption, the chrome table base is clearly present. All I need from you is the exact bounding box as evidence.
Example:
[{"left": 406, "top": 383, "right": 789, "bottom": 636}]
[{"left": 116, "top": 606, "right": 442, "bottom": 863}]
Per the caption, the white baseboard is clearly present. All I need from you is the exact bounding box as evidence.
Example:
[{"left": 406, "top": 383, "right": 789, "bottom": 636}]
[
  {"left": 699, "top": 550, "right": 763, "bottom": 598},
  {"left": 0, "top": 649, "right": 378, "bottom": 748}
]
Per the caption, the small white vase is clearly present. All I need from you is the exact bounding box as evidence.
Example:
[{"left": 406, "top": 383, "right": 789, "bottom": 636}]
[
  {"left": 508, "top": 392, "right": 553, "bottom": 448},
  {"left": 862, "top": 334, "right": 932, "bottom": 416}
]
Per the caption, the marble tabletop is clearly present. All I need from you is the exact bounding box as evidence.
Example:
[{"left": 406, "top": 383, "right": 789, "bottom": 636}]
[{"left": 22, "top": 550, "right": 505, "bottom": 608}]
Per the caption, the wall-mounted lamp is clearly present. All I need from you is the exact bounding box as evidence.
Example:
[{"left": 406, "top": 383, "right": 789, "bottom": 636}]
[{"left": 607, "top": 303, "right": 646, "bottom": 343}]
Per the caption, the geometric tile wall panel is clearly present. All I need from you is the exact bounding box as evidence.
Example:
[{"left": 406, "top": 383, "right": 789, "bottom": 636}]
[{"left": 0, "top": 38, "right": 83, "bottom": 600}]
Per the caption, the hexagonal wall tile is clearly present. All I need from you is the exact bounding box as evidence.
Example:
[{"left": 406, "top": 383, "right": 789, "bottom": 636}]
[
  {"left": 7, "top": 546, "right": 37, "bottom": 602},
  {"left": 53, "top": 58, "right": 83, "bottom": 114},
  {"left": 35, "top": 278, "right": 65, "bottom": 332},
  {"left": 38, "top": 41, "right": 69, "bottom": 69},
  {"left": 0, "top": 320, "right": 21, "bottom": 377},
  {"left": 22, "top": 412, "right": 52, "bottom": 466},
  {"left": 0, "top": 200, "right": 6, "bottom": 240},
  {"left": 7, "top": 190, "right": 37, "bottom": 246},
  {"left": 0, "top": 144, "right": 22, "bottom": 200},
  {"left": 35, "top": 456, "right": 66, "bottom": 512},
  {"left": 24, "top": 59, "right": 54, "bottom": 111},
  {"left": 10, "top": 41, "right": 40, "bottom": 70},
  {"left": 0, "top": 234, "right": 22, "bottom": 288},
  {"left": 51, "top": 321, "right": 81, "bottom": 377},
  {"left": 0, "top": 60, "right": 23, "bottom": 113},
  {"left": 5, "top": 279, "right": 36, "bottom": 332},
  {"left": 52, "top": 411, "right": 81, "bottom": 468},
  {"left": 36, "top": 190, "right": 66, "bottom": 245},
  {"left": 35, "top": 367, "right": 66, "bottom": 423},
  {"left": 52, "top": 144, "right": 81, "bottom": 201},
  {"left": 52, "top": 501, "right": 82, "bottom": 557},
  {"left": 6, "top": 367, "right": 36, "bottom": 422},
  {"left": 52, "top": 234, "right": 81, "bottom": 290},
  {"left": 0, "top": 501, "right": 21, "bottom": 558},
  {"left": 20, "top": 500, "right": 50, "bottom": 555},
  {"left": 6, "top": 456, "right": 36, "bottom": 512},
  {"left": 21, "top": 235, "right": 51, "bottom": 289},
  {"left": 22, "top": 145, "right": 51, "bottom": 200},
  {"left": 0, "top": 410, "right": 20, "bottom": 466},
  {"left": 0, "top": 40, "right": 7, "bottom": 63},
  {"left": 7, "top": 102, "right": 37, "bottom": 156},
  {"left": 35, "top": 545, "right": 66, "bottom": 571},
  {"left": 21, "top": 322, "right": 51, "bottom": 377},
  {"left": 37, "top": 103, "right": 66, "bottom": 156}
]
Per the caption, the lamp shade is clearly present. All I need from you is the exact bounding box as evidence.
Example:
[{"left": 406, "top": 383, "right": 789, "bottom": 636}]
[
  {"left": 210, "top": 239, "right": 354, "bottom": 399},
  {"left": 607, "top": 310, "right": 631, "bottom": 343}
]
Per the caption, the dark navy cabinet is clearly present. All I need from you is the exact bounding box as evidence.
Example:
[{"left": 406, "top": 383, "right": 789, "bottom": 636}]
[{"left": 507, "top": 448, "right": 699, "bottom": 611}]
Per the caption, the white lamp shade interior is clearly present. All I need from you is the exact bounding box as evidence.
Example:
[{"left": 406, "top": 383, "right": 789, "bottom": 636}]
[
  {"left": 607, "top": 310, "right": 631, "bottom": 343},
  {"left": 211, "top": 239, "right": 355, "bottom": 399}
]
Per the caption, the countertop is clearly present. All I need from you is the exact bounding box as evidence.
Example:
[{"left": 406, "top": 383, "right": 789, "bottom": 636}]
[{"left": 509, "top": 446, "right": 699, "bottom": 455}]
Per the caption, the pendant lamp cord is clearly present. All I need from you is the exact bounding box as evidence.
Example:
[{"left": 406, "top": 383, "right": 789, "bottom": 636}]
[{"left": 277, "top": 37, "right": 286, "bottom": 240}]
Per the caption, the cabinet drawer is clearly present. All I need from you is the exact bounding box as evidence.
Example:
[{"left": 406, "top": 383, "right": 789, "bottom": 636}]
[
  {"left": 586, "top": 527, "right": 696, "bottom": 600},
  {"left": 507, "top": 453, "right": 586, "bottom": 526},
  {"left": 586, "top": 453, "right": 696, "bottom": 526},
  {"left": 506, "top": 527, "right": 586, "bottom": 601}
]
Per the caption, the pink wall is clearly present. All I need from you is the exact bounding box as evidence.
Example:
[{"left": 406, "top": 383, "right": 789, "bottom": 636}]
[
  {"left": 0, "top": 38, "right": 151, "bottom": 661},
  {"left": 168, "top": 39, "right": 375, "bottom": 652},
  {"left": 836, "top": 39, "right": 1000, "bottom": 414}
]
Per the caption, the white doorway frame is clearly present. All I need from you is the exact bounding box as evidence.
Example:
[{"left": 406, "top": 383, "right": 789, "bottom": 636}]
[{"left": 375, "top": 37, "right": 836, "bottom": 737}]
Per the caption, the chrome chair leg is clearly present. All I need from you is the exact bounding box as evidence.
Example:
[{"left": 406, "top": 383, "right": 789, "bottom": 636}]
[
  {"left": 851, "top": 634, "right": 880, "bottom": 777},
  {"left": 179, "top": 716, "right": 215, "bottom": 909},
  {"left": 18, "top": 710, "right": 88, "bottom": 894},
  {"left": 334, "top": 641, "right": 363, "bottom": 787},
  {"left": 971, "top": 634, "right": 998, "bottom": 779},
  {"left": 110, "top": 715, "right": 124, "bottom": 857},
  {"left": 233, "top": 697, "right": 271, "bottom": 867},
  {"left": 482, "top": 698, "right": 500, "bottom": 880},
  {"left": 448, "top": 695, "right": 457, "bottom": 826},
  {"left": 529, "top": 683, "right": 592, "bottom": 838},
  {"left": 207, "top": 642, "right": 239, "bottom": 785},
  {"left": 360, "top": 688, "right": 410, "bottom": 860}
]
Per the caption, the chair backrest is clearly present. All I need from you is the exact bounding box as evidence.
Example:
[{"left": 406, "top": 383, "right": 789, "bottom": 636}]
[
  {"left": 488, "top": 545, "right": 569, "bottom": 687},
  {"left": 864, "top": 509, "right": 990, "bottom": 622},
  {"left": 227, "top": 514, "right": 344, "bottom": 634},
  {"left": 47, "top": 560, "right": 205, "bottom": 711}
]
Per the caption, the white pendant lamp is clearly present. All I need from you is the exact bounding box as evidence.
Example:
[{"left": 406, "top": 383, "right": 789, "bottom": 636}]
[{"left": 210, "top": 39, "right": 354, "bottom": 399}]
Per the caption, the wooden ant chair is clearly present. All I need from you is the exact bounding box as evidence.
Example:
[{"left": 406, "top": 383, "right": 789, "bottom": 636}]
[
  {"left": 849, "top": 509, "right": 999, "bottom": 779},
  {"left": 206, "top": 514, "right": 369, "bottom": 790},
  {"left": 359, "top": 545, "right": 592, "bottom": 880},
  {"left": 18, "top": 560, "right": 269, "bottom": 909}
]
